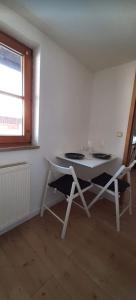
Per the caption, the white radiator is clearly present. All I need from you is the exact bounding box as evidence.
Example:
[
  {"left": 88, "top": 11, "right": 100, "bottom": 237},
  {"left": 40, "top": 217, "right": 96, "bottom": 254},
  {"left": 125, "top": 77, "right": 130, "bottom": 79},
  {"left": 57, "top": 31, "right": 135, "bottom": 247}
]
[{"left": 0, "top": 162, "right": 30, "bottom": 232}]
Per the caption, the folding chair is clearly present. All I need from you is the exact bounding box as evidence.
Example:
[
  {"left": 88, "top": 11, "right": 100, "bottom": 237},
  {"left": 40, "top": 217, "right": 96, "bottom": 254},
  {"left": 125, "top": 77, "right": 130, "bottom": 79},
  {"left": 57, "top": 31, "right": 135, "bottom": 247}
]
[
  {"left": 40, "top": 159, "right": 92, "bottom": 239},
  {"left": 88, "top": 160, "right": 136, "bottom": 231}
]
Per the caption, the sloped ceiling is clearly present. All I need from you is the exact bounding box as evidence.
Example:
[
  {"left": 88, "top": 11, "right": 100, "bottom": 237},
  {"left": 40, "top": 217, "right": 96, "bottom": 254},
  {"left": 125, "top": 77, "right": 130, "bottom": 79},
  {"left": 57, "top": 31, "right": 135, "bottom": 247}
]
[{"left": 1, "top": 0, "right": 136, "bottom": 71}]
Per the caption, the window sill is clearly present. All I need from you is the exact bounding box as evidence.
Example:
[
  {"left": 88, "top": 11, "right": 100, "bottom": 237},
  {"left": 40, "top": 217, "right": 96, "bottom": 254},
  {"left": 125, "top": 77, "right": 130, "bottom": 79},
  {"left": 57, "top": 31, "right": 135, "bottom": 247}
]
[{"left": 0, "top": 144, "right": 40, "bottom": 152}]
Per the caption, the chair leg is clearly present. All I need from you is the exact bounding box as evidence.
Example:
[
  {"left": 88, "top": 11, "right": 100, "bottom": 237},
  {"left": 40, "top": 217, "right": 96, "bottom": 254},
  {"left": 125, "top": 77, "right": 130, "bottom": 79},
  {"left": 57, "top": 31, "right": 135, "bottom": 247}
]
[
  {"left": 40, "top": 169, "right": 51, "bottom": 217},
  {"left": 61, "top": 182, "right": 75, "bottom": 239},
  {"left": 79, "top": 192, "right": 91, "bottom": 218},
  {"left": 88, "top": 186, "right": 107, "bottom": 210},
  {"left": 71, "top": 168, "right": 91, "bottom": 217},
  {"left": 127, "top": 171, "right": 132, "bottom": 215},
  {"left": 115, "top": 180, "right": 120, "bottom": 232},
  {"left": 75, "top": 183, "right": 90, "bottom": 217},
  {"left": 128, "top": 187, "right": 132, "bottom": 215}
]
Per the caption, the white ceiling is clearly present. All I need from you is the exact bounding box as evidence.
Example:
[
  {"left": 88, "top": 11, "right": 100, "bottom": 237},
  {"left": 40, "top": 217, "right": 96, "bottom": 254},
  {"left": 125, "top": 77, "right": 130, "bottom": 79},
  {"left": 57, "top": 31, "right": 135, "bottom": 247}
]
[{"left": 1, "top": 0, "right": 136, "bottom": 71}]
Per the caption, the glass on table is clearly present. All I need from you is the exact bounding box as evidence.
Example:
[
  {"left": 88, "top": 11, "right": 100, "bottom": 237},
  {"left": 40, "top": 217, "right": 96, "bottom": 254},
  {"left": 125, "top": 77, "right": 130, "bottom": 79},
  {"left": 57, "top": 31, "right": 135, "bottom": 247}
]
[{"left": 80, "top": 142, "right": 93, "bottom": 159}]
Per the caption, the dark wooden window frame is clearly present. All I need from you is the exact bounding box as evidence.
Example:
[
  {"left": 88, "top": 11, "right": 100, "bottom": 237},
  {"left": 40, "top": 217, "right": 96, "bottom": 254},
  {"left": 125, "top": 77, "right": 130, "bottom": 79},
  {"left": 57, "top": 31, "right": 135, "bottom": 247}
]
[
  {"left": 0, "top": 31, "right": 32, "bottom": 146},
  {"left": 123, "top": 74, "right": 136, "bottom": 165}
]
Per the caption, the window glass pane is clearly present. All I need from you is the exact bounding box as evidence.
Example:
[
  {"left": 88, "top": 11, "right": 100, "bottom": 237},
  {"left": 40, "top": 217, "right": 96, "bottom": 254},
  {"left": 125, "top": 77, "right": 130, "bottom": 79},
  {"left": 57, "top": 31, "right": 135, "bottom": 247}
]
[
  {"left": 0, "top": 93, "right": 24, "bottom": 136},
  {"left": 0, "top": 45, "right": 23, "bottom": 96}
]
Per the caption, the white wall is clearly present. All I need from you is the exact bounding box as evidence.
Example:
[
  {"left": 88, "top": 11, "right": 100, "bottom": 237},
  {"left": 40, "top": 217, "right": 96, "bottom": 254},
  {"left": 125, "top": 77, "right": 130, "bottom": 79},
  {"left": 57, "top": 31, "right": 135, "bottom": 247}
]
[
  {"left": 88, "top": 62, "right": 136, "bottom": 160},
  {"left": 0, "top": 4, "right": 92, "bottom": 223}
]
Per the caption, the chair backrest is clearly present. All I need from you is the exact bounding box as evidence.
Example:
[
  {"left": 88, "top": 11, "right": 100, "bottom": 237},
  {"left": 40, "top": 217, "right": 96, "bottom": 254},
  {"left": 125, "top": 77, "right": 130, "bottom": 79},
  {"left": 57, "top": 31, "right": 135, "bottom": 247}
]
[
  {"left": 116, "top": 159, "right": 136, "bottom": 179},
  {"left": 112, "top": 159, "right": 136, "bottom": 179},
  {"left": 102, "top": 159, "right": 136, "bottom": 192},
  {"left": 126, "top": 159, "right": 136, "bottom": 172},
  {"left": 46, "top": 158, "right": 90, "bottom": 201},
  {"left": 47, "top": 158, "right": 75, "bottom": 176},
  {"left": 45, "top": 158, "right": 83, "bottom": 193}
]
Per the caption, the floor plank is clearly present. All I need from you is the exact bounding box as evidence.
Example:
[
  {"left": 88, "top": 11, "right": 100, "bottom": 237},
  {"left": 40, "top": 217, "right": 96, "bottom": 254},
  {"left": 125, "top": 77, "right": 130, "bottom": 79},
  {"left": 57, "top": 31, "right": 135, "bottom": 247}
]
[{"left": 32, "top": 276, "right": 72, "bottom": 300}]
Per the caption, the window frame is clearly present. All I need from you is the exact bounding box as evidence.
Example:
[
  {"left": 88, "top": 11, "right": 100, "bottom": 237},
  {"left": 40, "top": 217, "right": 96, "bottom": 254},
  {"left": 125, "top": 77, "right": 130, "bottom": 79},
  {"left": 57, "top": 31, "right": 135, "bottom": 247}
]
[{"left": 0, "top": 31, "right": 32, "bottom": 146}]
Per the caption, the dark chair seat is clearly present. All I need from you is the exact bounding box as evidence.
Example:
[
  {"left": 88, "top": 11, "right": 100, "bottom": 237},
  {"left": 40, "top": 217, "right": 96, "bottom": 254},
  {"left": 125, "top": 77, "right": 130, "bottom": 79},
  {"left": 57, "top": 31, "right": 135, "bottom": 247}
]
[
  {"left": 92, "top": 172, "right": 130, "bottom": 193},
  {"left": 49, "top": 174, "right": 91, "bottom": 196}
]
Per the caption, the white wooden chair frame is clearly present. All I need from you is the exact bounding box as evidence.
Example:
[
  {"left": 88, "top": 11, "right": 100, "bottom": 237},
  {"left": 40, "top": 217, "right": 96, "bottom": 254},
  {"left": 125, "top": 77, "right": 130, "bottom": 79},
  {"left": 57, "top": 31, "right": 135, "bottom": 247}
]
[
  {"left": 88, "top": 160, "right": 136, "bottom": 232},
  {"left": 40, "top": 159, "right": 92, "bottom": 239}
]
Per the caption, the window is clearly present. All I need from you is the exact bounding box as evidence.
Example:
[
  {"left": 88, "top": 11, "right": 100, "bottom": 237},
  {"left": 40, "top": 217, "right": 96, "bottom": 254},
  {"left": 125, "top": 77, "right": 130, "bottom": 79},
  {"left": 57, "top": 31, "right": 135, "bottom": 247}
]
[{"left": 0, "top": 31, "right": 32, "bottom": 146}]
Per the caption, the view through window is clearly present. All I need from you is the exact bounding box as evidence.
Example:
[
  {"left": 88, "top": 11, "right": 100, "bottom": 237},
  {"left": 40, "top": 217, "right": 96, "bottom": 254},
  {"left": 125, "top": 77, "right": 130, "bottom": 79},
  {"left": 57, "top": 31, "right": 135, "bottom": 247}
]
[{"left": 0, "top": 45, "right": 23, "bottom": 136}]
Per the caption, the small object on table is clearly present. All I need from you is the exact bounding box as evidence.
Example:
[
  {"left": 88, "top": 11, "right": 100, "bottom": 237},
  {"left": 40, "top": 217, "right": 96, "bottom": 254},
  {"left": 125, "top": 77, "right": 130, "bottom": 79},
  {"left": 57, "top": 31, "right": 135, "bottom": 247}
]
[
  {"left": 65, "top": 153, "right": 85, "bottom": 160},
  {"left": 92, "top": 153, "right": 111, "bottom": 160}
]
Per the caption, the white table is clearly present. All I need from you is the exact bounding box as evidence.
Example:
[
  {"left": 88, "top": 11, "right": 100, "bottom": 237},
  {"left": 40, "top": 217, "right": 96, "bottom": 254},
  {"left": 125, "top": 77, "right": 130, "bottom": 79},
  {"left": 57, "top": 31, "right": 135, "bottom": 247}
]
[{"left": 57, "top": 153, "right": 117, "bottom": 169}]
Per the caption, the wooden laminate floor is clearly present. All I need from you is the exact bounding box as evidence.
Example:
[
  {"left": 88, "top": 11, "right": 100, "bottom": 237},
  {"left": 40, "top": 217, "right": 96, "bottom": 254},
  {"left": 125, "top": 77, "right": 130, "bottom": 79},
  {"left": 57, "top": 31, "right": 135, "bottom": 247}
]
[{"left": 0, "top": 170, "right": 136, "bottom": 300}]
